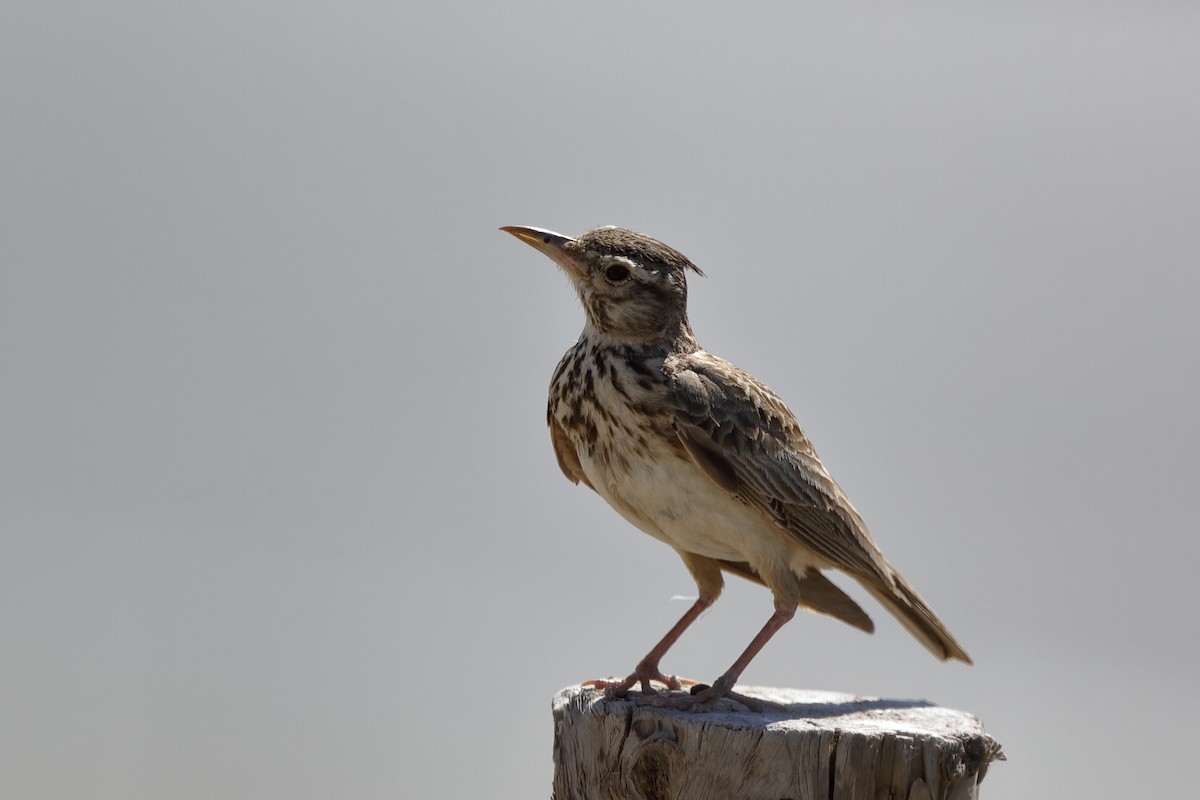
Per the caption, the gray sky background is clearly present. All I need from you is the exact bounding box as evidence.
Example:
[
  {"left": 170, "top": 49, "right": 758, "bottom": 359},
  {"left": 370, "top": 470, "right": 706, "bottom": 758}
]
[{"left": 3, "top": 3, "right": 1198, "bottom": 798}]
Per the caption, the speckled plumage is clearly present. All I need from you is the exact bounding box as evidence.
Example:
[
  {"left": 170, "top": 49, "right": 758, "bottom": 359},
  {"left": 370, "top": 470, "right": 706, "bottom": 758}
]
[{"left": 502, "top": 224, "right": 970, "bottom": 705}]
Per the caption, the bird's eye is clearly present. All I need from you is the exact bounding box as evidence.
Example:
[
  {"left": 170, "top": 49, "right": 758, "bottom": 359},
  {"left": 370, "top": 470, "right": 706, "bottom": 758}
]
[{"left": 604, "top": 264, "right": 631, "bottom": 283}]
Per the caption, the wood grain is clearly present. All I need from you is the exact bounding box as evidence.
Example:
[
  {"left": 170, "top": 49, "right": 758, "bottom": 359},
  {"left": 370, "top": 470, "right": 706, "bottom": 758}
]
[{"left": 552, "top": 685, "right": 1002, "bottom": 800}]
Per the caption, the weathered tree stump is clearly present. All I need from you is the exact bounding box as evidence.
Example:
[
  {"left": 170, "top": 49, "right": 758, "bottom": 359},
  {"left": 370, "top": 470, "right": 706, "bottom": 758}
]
[{"left": 552, "top": 685, "right": 1002, "bottom": 800}]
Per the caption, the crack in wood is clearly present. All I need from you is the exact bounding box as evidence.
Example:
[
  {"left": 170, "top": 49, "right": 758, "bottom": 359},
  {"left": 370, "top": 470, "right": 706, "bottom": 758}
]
[
  {"left": 551, "top": 685, "right": 1002, "bottom": 800},
  {"left": 827, "top": 729, "right": 841, "bottom": 800}
]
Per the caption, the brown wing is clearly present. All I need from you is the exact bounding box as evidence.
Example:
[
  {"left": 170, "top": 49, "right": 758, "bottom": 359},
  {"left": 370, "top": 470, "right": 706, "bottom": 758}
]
[
  {"left": 672, "top": 352, "right": 973, "bottom": 664},
  {"left": 669, "top": 351, "right": 892, "bottom": 585}
]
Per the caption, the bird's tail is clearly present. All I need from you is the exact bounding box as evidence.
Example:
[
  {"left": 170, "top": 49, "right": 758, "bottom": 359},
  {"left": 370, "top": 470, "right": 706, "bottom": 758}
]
[{"left": 865, "top": 567, "right": 973, "bottom": 664}]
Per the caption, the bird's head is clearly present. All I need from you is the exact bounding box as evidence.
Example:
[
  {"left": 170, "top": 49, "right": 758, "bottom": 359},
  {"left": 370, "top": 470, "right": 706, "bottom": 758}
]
[{"left": 501, "top": 225, "right": 704, "bottom": 347}]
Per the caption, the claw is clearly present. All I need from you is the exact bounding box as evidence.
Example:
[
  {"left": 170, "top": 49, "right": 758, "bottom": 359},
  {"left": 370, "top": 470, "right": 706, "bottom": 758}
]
[
  {"left": 582, "top": 666, "right": 698, "bottom": 698},
  {"left": 649, "top": 678, "right": 785, "bottom": 713}
]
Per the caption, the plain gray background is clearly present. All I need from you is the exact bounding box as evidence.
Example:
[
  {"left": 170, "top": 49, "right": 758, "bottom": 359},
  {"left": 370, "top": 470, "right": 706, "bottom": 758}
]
[{"left": 3, "top": 2, "right": 1197, "bottom": 797}]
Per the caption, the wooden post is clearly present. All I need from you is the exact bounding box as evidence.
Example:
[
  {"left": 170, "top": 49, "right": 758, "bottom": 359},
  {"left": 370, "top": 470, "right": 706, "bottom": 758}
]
[{"left": 552, "top": 685, "right": 1002, "bottom": 800}]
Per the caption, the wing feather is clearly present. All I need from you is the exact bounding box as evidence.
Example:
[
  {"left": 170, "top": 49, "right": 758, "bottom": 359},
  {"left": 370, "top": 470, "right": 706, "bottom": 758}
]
[{"left": 669, "top": 351, "right": 891, "bottom": 584}]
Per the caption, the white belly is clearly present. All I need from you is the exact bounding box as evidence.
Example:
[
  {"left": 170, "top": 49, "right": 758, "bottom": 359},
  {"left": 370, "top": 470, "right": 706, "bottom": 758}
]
[{"left": 577, "top": 443, "right": 806, "bottom": 571}]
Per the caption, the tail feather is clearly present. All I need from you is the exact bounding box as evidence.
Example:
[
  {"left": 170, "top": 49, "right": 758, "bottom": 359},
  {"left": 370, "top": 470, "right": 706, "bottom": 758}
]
[
  {"left": 796, "top": 568, "right": 874, "bottom": 634},
  {"left": 865, "top": 568, "right": 972, "bottom": 664},
  {"left": 721, "top": 557, "right": 971, "bottom": 664}
]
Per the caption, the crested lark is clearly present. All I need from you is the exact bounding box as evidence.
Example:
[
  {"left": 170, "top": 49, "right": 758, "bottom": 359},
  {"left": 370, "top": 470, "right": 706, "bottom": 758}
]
[{"left": 502, "top": 224, "right": 971, "bottom": 708}]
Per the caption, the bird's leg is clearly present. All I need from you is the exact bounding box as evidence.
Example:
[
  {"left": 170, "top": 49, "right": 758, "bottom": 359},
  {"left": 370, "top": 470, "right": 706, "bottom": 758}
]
[
  {"left": 584, "top": 554, "right": 725, "bottom": 697},
  {"left": 583, "top": 593, "right": 713, "bottom": 696},
  {"left": 653, "top": 602, "right": 797, "bottom": 712}
]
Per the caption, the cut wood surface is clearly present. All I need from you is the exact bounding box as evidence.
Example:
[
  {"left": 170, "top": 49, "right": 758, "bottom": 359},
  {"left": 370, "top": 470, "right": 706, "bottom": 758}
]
[{"left": 552, "top": 685, "right": 1002, "bottom": 800}]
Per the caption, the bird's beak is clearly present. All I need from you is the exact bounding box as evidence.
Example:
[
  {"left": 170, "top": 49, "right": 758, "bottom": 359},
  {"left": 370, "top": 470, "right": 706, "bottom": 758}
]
[{"left": 500, "top": 226, "right": 585, "bottom": 281}]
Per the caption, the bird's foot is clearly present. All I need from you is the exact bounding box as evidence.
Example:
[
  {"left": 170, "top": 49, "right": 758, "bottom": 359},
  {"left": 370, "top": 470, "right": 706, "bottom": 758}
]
[
  {"left": 643, "top": 676, "right": 780, "bottom": 713},
  {"left": 582, "top": 661, "right": 698, "bottom": 699}
]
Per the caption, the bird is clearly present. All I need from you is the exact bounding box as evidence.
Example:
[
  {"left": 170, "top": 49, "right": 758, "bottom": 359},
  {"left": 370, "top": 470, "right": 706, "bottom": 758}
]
[{"left": 501, "top": 224, "right": 971, "bottom": 708}]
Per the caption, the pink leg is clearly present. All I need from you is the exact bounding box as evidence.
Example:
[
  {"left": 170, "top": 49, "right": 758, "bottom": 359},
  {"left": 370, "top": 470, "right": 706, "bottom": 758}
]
[
  {"left": 652, "top": 603, "right": 797, "bottom": 711},
  {"left": 584, "top": 593, "right": 715, "bottom": 695},
  {"left": 707, "top": 604, "right": 796, "bottom": 694}
]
